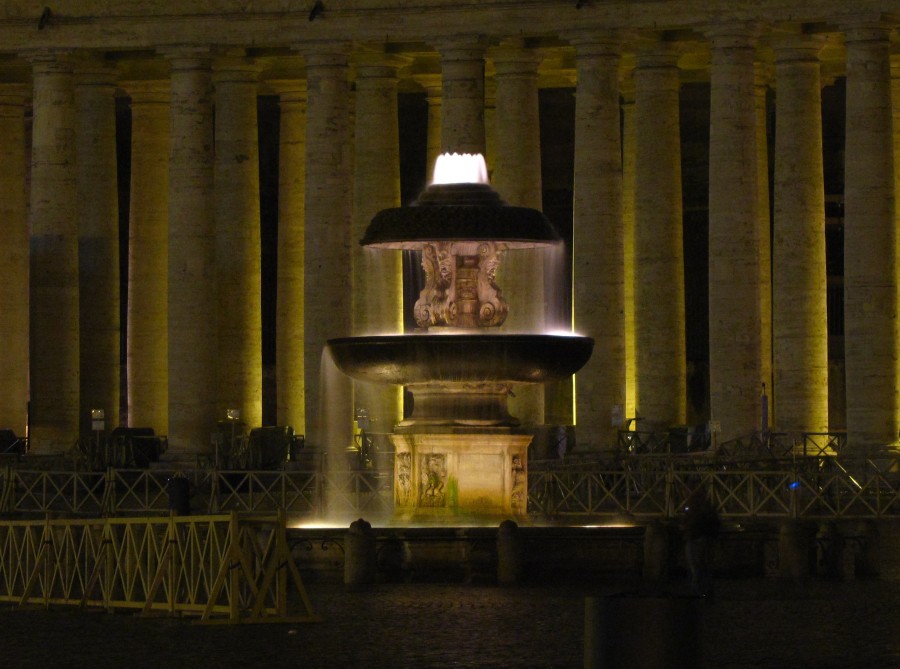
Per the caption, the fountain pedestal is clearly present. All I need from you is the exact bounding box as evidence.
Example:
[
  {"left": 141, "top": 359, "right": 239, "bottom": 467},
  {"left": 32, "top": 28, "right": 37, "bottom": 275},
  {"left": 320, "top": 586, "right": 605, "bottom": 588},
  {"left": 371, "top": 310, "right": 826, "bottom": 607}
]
[{"left": 391, "top": 432, "right": 531, "bottom": 520}]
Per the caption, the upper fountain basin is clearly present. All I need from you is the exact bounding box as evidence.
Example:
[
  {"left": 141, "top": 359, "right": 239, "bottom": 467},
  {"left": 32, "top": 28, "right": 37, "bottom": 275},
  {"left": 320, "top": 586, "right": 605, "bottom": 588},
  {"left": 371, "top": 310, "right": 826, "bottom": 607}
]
[
  {"left": 360, "top": 183, "right": 561, "bottom": 250},
  {"left": 326, "top": 333, "right": 594, "bottom": 386}
]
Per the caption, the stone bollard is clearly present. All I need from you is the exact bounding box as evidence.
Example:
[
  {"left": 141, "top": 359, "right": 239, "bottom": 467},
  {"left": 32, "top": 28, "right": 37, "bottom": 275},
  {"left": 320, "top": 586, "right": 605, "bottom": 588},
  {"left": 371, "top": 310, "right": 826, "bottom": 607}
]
[
  {"left": 850, "top": 520, "right": 880, "bottom": 578},
  {"left": 166, "top": 474, "right": 191, "bottom": 516},
  {"left": 496, "top": 519, "right": 523, "bottom": 586},
  {"left": 778, "top": 520, "right": 812, "bottom": 579},
  {"left": 642, "top": 521, "right": 671, "bottom": 585},
  {"left": 816, "top": 522, "right": 843, "bottom": 578},
  {"left": 584, "top": 593, "right": 700, "bottom": 669},
  {"left": 344, "top": 518, "right": 376, "bottom": 588}
]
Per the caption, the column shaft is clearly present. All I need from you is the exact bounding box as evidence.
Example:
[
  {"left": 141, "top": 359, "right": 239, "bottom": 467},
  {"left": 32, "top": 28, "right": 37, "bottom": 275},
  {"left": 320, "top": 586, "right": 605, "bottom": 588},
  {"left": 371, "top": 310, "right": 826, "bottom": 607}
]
[
  {"left": 76, "top": 61, "right": 120, "bottom": 433},
  {"left": 126, "top": 81, "right": 169, "bottom": 432},
  {"left": 491, "top": 41, "right": 545, "bottom": 425},
  {"left": 621, "top": 76, "right": 637, "bottom": 424},
  {"left": 843, "top": 23, "right": 897, "bottom": 445},
  {"left": 352, "top": 54, "right": 404, "bottom": 431},
  {"left": 633, "top": 44, "right": 686, "bottom": 428},
  {"left": 414, "top": 74, "right": 442, "bottom": 182},
  {"left": 437, "top": 41, "right": 486, "bottom": 155},
  {"left": 772, "top": 36, "right": 829, "bottom": 433},
  {"left": 29, "top": 53, "right": 79, "bottom": 452},
  {"left": 570, "top": 33, "right": 625, "bottom": 447},
  {"left": 755, "top": 64, "right": 773, "bottom": 423},
  {"left": 707, "top": 26, "right": 763, "bottom": 441},
  {"left": 214, "top": 55, "right": 262, "bottom": 428},
  {"left": 167, "top": 51, "right": 217, "bottom": 456},
  {"left": 274, "top": 79, "right": 306, "bottom": 432},
  {"left": 303, "top": 48, "right": 353, "bottom": 449},
  {"left": 0, "top": 86, "right": 28, "bottom": 435}
]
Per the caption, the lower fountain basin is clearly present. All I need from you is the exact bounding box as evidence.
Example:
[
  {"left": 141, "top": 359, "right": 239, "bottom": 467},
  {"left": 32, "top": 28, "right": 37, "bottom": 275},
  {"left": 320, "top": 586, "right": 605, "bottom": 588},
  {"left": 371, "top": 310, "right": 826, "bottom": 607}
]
[
  {"left": 328, "top": 334, "right": 594, "bottom": 386},
  {"left": 327, "top": 333, "right": 593, "bottom": 428},
  {"left": 326, "top": 333, "right": 594, "bottom": 386}
]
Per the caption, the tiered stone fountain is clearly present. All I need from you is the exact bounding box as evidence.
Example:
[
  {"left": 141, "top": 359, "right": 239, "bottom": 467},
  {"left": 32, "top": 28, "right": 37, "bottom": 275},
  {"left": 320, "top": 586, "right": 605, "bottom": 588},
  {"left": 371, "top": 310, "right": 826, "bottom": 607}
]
[{"left": 328, "top": 154, "right": 593, "bottom": 522}]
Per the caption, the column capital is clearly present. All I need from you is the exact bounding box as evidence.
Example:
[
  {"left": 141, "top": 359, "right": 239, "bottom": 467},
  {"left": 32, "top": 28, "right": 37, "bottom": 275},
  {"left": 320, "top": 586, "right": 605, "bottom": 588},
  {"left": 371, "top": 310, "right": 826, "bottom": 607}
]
[
  {"left": 159, "top": 45, "right": 213, "bottom": 68},
  {"left": 0, "top": 83, "right": 28, "bottom": 116},
  {"left": 771, "top": 31, "right": 827, "bottom": 63},
  {"left": 267, "top": 78, "right": 307, "bottom": 104},
  {"left": 562, "top": 28, "right": 621, "bottom": 55},
  {"left": 352, "top": 45, "right": 408, "bottom": 71},
  {"left": 294, "top": 41, "right": 351, "bottom": 67},
  {"left": 841, "top": 17, "right": 895, "bottom": 44},
  {"left": 22, "top": 48, "right": 77, "bottom": 74},
  {"left": 412, "top": 72, "right": 442, "bottom": 95},
  {"left": 489, "top": 39, "right": 542, "bottom": 77},
  {"left": 634, "top": 36, "right": 683, "bottom": 69},
  {"left": 121, "top": 79, "right": 170, "bottom": 104},
  {"left": 74, "top": 54, "right": 119, "bottom": 88},
  {"left": 432, "top": 35, "right": 489, "bottom": 61},
  {"left": 705, "top": 22, "right": 765, "bottom": 49},
  {"left": 213, "top": 52, "right": 261, "bottom": 85}
]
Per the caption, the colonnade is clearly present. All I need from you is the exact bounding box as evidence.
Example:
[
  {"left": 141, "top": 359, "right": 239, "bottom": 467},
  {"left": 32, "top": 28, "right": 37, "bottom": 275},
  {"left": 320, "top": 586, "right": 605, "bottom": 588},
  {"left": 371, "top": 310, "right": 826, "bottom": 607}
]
[{"left": 0, "top": 14, "right": 898, "bottom": 457}]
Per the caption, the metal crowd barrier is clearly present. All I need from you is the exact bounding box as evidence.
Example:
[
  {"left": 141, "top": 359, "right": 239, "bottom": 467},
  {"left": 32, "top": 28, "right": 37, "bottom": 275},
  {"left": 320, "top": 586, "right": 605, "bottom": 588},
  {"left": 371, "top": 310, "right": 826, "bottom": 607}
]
[
  {"left": 0, "top": 511, "right": 319, "bottom": 623},
  {"left": 1, "top": 451, "right": 897, "bottom": 522}
]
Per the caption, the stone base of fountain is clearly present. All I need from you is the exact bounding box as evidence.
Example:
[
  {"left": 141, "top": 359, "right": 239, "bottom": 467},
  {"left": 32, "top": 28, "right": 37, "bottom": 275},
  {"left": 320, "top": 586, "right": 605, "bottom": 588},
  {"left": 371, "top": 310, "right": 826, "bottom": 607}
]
[{"left": 391, "top": 432, "right": 531, "bottom": 522}]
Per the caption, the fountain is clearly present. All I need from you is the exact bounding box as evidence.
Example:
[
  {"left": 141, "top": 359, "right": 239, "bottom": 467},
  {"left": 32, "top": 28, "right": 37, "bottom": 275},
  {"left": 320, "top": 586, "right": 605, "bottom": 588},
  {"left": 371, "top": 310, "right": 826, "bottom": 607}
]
[{"left": 327, "top": 154, "right": 593, "bottom": 522}]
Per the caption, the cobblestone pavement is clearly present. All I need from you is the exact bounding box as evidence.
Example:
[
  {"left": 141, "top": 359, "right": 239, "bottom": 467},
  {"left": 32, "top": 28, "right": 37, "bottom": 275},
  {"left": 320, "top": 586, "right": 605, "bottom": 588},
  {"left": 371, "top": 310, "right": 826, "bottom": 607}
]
[{"left": 1, "top": 578, "right": 899, "bottom": 668}]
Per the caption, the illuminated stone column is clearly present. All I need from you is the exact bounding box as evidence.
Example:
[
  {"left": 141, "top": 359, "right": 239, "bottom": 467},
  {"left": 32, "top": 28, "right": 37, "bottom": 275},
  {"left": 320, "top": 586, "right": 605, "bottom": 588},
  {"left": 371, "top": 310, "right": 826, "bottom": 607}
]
[
  {"left": 772, "top": 34, "right": 829, "bottom": 434},
  {"left": 125, "top": 80, "right": 169, "bottom": 432},
  {"left": 491, "top": 39, "right": 545, "bottom": 425},
  {"left": 633, "top": 40, "right": 686, "bottom": 429},
  {"left": 0, "top": 85, "right": 28, "bottom": 435},
  {"left": 28, "top": 52, "right": 79, "bottom": 452},
  {"left": 272, "top": 77, "right": 306, "bottom": 433},
  {"left": 352, "top": 50, "right": 404, "bottom": 431},
  {"left": 707, "top": 25, "right": 763, "bottom": 442},
  {"left": 755, "top": 63, "right": 773, "bottom": 423},
  {"left": 165, "top": 49, "right": 217, "bottom": 457},
  {"left": 843, "top": 22, "right": 897, "bottom": 446},
  {"left": 301, "top": 46, "right": 353, "bottom": 449},
  {"left": 436, "top": 39, "right": 486, "bottom": 155},
  {"left": 892, "top": 53, "right": 900, "bottom": 435},
  {"left": 214, "top": 53, "right": 262, "bottom": 429},
  {"left": 76, "top": 59, "right": 120, "bottom": 433},
  {"left": 620, "top": 74, "right": 637, "bottom": 423},
  {"left": 413, "top": 73, "right": 442, "bottom": 182},
  {"left": 568, "top": 31, "right": 625, "bottom": 448}
]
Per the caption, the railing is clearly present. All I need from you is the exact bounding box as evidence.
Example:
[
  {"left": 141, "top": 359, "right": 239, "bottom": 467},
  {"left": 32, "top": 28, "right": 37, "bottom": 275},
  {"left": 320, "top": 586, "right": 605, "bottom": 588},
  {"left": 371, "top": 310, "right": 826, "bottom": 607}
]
[
  {"left": 0, "top": 512, "right": 319, "bottom": 623},
  {"left": 527, "top": 455, "right": 900, "bottom": 520},
  {"left": 1, "top": 451, "right": 898, "bottom": 521}
]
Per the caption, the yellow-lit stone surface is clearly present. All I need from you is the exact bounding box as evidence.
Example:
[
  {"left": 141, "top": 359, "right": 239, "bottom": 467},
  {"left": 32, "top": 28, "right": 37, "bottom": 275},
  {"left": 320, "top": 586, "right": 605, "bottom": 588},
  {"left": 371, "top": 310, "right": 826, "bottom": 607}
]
[
  {"left": 272, "top": 77, "right": 306, "bottom": 433},
  {"left": 77, "top": 59, "right": 120, "bottom": 434},
  {"left": 125, "top": 80, "right": 169, "bottom": 434},
  {"left": 633, "top": 41, "right": 686, "bottom": 429},
  {"left": 166, "top": 50, "right": 217, "bottom": 457},
  {"left": 843, "top": 23, "right": 897, "bottom": 447},
  {"left": 214, "top": 53, "right": 262, "bottom": 429},
  {"left": 352, "top": 51, "right": 404, "bottom": 432},
  {"left": 0, "top": 85, "right": 27, "bottom": 435},
  {"left": 773, "top": 34, "right": 829, "bottom": 434},
  {"left": 707, "top": 25, "right": 763, "bottom": 443},
  {"left": 391, "top": 432, "right": 531, "bottom": 519},
  {"left": 570, "top": 32, "right": 625, "bottom": 448},
  {"left": 29, "top": 53, "right": 79, "bottom": 453}
]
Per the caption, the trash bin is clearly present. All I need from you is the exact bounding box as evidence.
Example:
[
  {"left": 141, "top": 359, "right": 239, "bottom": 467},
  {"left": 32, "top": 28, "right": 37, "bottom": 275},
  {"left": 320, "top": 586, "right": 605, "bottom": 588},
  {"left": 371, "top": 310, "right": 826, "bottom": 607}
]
[{"left": 167, "top": 476, "right": 191, "bottom": 516}]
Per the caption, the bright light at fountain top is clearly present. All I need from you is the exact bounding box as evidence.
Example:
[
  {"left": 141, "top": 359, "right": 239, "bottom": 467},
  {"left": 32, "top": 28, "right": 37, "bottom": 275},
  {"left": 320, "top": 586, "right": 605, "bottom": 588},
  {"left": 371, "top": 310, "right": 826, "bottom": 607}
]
[{"left": 431, "top": 152, "right": 489, "bottom": 185}]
